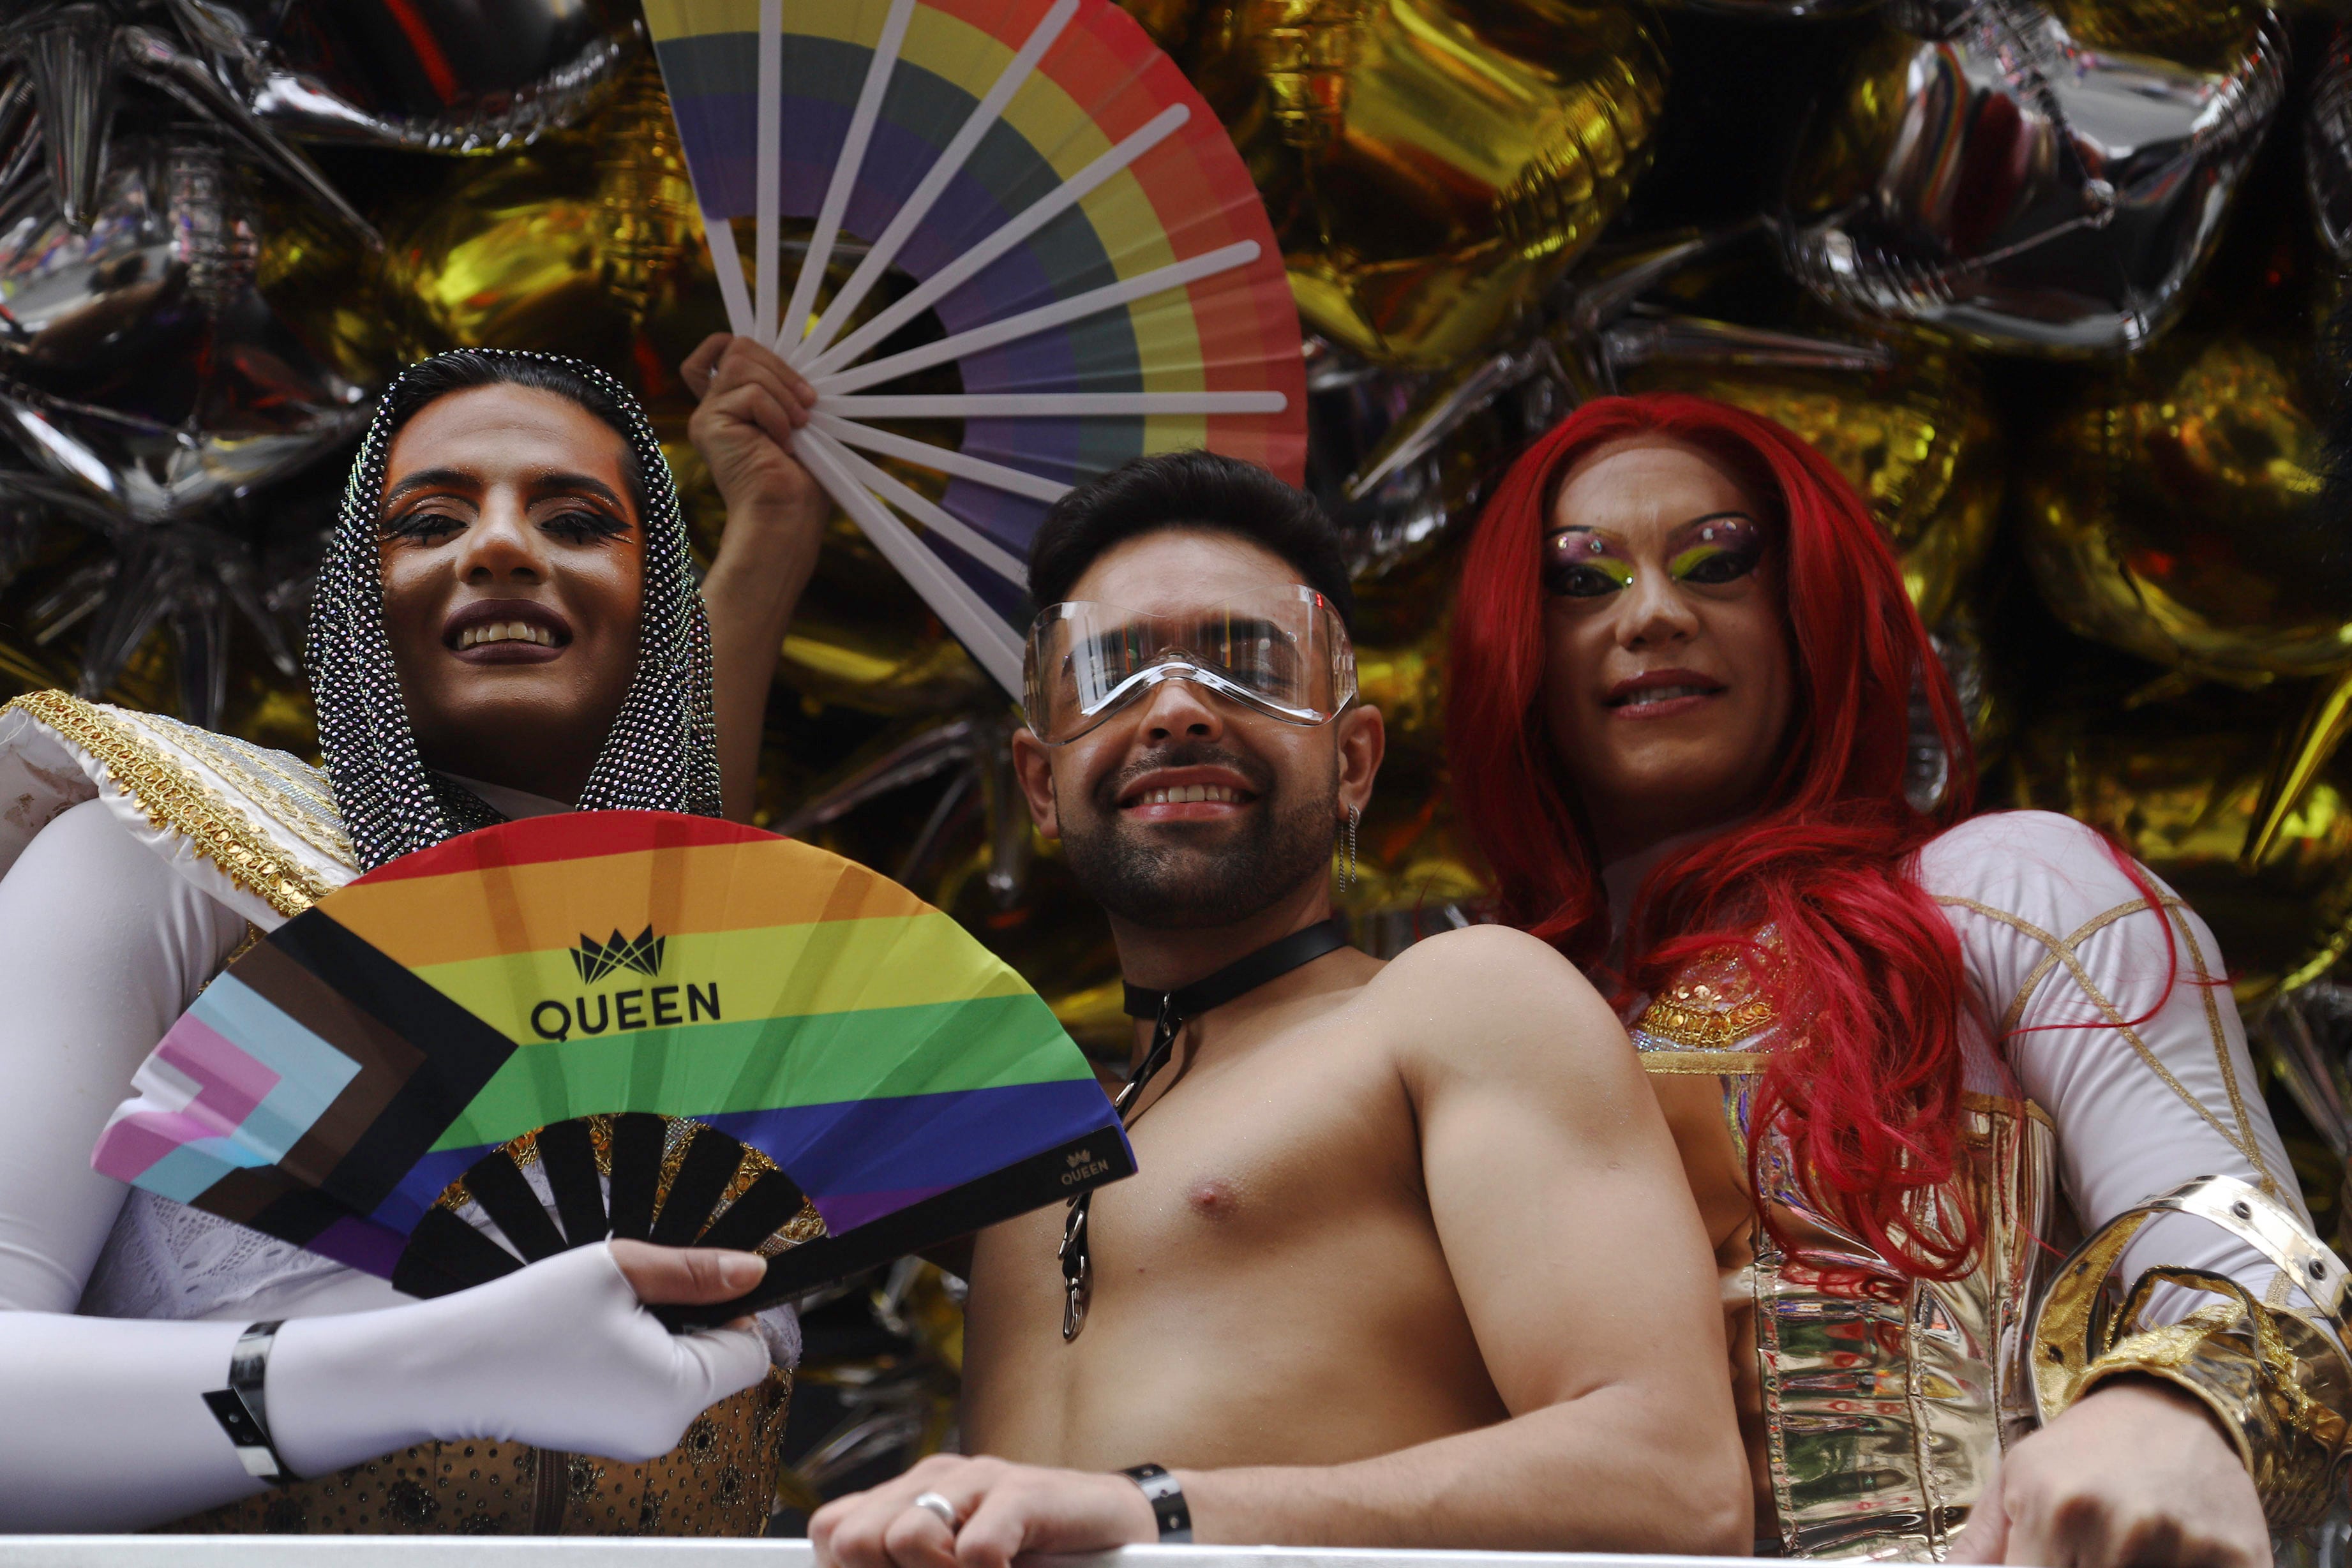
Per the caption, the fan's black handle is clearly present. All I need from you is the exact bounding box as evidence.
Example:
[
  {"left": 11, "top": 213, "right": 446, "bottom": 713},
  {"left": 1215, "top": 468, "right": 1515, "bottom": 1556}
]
[{"left": 652, "top": 1128, "right": 1138, "bottom": 1331}]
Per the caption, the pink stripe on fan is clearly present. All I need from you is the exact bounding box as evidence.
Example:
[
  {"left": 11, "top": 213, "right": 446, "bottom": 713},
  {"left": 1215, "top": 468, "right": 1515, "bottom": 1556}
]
[{"left": 91, "top": 1015, "right": 281, "bottom": 1181}]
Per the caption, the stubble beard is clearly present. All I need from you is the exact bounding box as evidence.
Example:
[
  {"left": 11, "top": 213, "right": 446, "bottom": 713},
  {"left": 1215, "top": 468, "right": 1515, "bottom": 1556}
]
[{"left": 1058, "top": 743, "right": 1337, "bottom": 932}]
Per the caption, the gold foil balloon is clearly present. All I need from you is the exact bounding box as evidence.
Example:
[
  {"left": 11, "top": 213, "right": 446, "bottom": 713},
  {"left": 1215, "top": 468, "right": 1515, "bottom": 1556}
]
[
  {"left": 1784, "top": 4, "right": 2284, "bottom": 354},
  {"left": 2000, "top": 680, "right": 2352, "bottom": 1001},
  {"left": 1338, "top": 747, "right": 1487, "bottom": 956},
  {"left": 2016, "top": 328, "right": 2351, "bottom": 683},
  {"left": 1118, "top": 0, "right": 1204, "bottom": 49},
  {"left": 382, "top": 66, "right": 697, "bottom": 362},
  {"left": 1356, "top": 618, "right": 1446, "bottom": 750},
  {"left": 1620, "top": 345, "right": 2002, "bottom": 625},
  {"left": 2041, "top": 0, "right": 2273, "bottom": 68},
  {"left": 1196, "top": 0, "right": 1667, "bottom": 368}
]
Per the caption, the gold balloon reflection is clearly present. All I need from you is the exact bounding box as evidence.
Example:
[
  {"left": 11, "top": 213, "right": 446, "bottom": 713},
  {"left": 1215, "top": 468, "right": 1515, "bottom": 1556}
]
[
  {"left": 2044, "top": 0, "right": 2271, "bottom": 69},
  {"left": 2000, "top": 682, "right": 2352, "bottom": 1001},
  {"left": 1621, "top": 348, "right": 2003, "bottom": 624},
  {"left": 2017, "top": 330, "right": 2348, "bottom": 682},
  {"left": 382, "top": 64, "right": 696, "bottom": 361},
  {"left": 1197, "top": 0, "right": 1667, "bottom": 367}
]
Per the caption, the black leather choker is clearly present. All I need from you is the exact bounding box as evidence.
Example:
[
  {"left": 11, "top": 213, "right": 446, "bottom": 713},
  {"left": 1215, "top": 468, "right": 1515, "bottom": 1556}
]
[{"left": 1056, "top": 916, "right": 1352, "bottom": 1340}]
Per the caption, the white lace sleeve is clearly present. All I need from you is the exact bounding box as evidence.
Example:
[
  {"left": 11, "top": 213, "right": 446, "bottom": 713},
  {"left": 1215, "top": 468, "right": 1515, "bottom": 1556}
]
[
  {"left": 0, "top": 798, "right": 250, "bottom": 1311},
  {"left": 1919, "top": 810, "right": 2301, "bottom": 1312}
]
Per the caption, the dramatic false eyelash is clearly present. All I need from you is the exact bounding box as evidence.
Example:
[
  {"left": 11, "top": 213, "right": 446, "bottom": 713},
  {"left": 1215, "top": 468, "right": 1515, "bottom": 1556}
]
[
  {"left": 376, "top": 504, "right": 633, "bottom": 544},
  {"left": 379, "top": 507, "right": 465, "bottom": 542},
  {"left": 544, "top": 507, "right": 633, "bottom": 543}
]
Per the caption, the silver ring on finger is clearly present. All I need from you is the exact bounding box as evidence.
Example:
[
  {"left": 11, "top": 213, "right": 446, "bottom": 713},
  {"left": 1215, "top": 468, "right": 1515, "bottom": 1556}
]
[{"left": 911, "top": 1491, "right": 963, "bottom": 1534}]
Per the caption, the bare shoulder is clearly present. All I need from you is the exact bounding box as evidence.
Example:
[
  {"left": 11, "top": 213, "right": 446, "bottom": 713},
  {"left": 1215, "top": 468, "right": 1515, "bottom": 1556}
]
[{"left": 1358, "top": 924, "right": 1633, "bottom": 1089}]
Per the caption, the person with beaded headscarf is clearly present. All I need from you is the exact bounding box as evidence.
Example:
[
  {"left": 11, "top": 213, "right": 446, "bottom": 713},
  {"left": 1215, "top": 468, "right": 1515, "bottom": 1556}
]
[{"left": 0, "top": 335, "right": 833, "bottom": 1532}]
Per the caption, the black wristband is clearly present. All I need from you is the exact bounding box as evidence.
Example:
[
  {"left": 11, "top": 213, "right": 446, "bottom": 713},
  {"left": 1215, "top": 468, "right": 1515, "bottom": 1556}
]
[
  {"left": 1120, "top": 1462, "right": 1192, "bottom": 1543},
  {"left": 204, "top": 1320, "right": 302, "bottom": 1486}
]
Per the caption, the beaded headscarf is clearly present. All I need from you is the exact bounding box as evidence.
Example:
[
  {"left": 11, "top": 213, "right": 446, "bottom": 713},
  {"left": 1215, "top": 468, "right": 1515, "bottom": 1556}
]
[{"left": 307, "top": 349, "right": 721, "bottom": 872}]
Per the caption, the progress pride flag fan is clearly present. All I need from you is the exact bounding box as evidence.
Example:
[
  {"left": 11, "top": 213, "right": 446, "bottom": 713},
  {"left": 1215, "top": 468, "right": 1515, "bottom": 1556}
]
[{"left": 94, "top": 812, "right": 1130, "bottom": 1319}]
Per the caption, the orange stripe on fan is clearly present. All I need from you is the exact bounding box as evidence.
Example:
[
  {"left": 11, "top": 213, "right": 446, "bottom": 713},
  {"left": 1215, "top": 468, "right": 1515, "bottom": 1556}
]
[{"left": 322, "top": 837, "right": 935, "bottom": 968}]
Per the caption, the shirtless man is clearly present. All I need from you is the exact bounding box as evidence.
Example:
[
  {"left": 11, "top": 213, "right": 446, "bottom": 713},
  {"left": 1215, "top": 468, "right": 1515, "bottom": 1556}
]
[{"left": 810, "top": 452, "right": 1748, "bottom": 1568}]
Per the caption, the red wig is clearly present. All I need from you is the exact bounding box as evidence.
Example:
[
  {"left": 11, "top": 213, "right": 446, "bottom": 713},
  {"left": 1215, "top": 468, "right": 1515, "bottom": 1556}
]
[{"left": 1446, "top": 392, "right": 1981, "bottom": 1281}]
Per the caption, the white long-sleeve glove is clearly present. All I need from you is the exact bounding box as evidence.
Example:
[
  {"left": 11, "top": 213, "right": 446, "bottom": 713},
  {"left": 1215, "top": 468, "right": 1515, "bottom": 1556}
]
[{"left": 0, "top": 1241, "right": 770, "bottom": 1532}]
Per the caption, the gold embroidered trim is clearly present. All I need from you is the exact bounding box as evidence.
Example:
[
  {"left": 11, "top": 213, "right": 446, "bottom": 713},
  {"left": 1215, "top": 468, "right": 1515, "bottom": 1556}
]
[
  {"left": 139, "top": 710, "right": 353, "bottom": 869},
  {"left": 1632, "top": 994, "right": 1776, "bottom": 1049},
  {"left": 1637, "top": 1048, "right": 1765, "bottom": 1075},
  {"left": 7, "top": 691, "right": 331, "bottom": 919},
  {"left": 1628, "top": 932, "right": 1783, "bottom": 1050},
  {"left": 1936, "top": 893, "right": 2284, "bottom": 1197}
]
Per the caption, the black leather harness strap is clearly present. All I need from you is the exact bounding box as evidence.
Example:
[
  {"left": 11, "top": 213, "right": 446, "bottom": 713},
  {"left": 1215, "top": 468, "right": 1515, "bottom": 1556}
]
[{"left": 1056, "top": 917, "right": 1352, "bottom": 1340}]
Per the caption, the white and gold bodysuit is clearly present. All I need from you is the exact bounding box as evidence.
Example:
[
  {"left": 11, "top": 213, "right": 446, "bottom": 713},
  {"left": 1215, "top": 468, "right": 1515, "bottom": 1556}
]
[{"left": 1622, "top": 809, "right": 2333, "bottom": 1558}]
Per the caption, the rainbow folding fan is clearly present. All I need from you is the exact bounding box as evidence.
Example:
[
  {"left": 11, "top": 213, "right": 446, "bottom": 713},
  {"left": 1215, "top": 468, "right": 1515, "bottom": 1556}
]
[
  {"left": 644, "top": 0, "right": 1308, "bottom": 693},
  {"left": 93, "top": 812, "right": 1131, "bottom": 1317}
]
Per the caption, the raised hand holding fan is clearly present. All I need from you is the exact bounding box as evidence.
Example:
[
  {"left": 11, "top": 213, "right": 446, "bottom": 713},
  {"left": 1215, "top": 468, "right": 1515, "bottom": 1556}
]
[
  {"left": 645, "top": 0, "right": 1308, "bottom": 690},
  {"left": 93, "top": 812, "right": 1132, "bottom": 1322}
]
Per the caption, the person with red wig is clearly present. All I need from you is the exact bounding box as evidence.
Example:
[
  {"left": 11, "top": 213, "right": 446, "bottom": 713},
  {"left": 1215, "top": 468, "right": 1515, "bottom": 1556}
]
[{"left": 1447, "top": 392, "right": 2350, "bottom": 1567}]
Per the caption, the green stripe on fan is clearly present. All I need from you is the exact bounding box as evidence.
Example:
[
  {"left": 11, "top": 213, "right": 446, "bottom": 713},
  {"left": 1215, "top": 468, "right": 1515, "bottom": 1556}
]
[
  {"left": 432, "top": 991, "right": 1086, "bottom": 1151},
  {"left": 411, "top": 913, "right": 1033, "bottom": 1043}
]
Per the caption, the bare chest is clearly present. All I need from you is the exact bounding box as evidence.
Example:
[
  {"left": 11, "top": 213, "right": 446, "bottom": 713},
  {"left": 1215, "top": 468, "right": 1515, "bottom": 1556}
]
[{"left": 961, "top": 1010, "right": 1460, "bottom": 1460}]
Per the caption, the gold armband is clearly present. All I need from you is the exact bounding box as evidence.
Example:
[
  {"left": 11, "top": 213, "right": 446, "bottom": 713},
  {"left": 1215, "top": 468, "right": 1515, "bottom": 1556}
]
[{"left": 2031, "top": 1175, "right": 2352, "bottom": 1528}]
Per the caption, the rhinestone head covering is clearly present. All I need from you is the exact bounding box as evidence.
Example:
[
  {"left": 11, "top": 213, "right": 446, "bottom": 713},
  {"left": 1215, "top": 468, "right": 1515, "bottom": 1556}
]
[{"left": 307, "top": 349, "right": 721, "bottom": 872}]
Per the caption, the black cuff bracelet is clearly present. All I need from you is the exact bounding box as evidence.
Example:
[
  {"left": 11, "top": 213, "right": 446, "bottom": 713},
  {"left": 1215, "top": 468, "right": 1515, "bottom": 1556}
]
[
  {"left": 1120, "top": 1462, "right": 1193, "bottom": 1543},
  {"left": 203, "top": 1320, "right": 302, "bottom": 1486}
]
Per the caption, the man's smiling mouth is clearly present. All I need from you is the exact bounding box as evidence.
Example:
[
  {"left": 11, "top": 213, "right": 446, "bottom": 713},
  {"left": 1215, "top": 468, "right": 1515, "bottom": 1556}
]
[{"left": 1128, "top": 783, "right": 1247, "bottom": 806}]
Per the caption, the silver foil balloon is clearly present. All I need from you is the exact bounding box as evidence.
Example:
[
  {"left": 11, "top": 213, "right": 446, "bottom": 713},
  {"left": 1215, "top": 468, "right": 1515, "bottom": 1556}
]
[
  {"left": 12, "top": 3, "right": 112, "bottom": 230},
  {"left": 0, "top": 133, "right": 372, "bottom": 520},
  {"left": 2256, "top": 982, "right": 2352, "bottom": 1237},
  {"left": 2309, "top": 24, "right": 2352, "bottom": 263},
  {"left": 1783, "top": 3, "right": 2286, "bottom": 354},
  {"left": 163, "top": 0, "right": 642, "bottom": 153},
  {"left": 1321, "top": 234, "right": 1892, "bottom": 594},
  {"left": 0, "top": 133, "right": 363, "bottom": 724},
  {"left": 0, "top": 4, "right": 373, "bottom": 239},
  {"left": 779, "top": 713, "right": 1035, "bottom": 909}
]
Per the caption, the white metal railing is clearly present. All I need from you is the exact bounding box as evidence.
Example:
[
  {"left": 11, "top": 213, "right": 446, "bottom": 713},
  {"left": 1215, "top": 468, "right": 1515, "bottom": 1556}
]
[{"left": 0, "top": 1544, "right": 1737, "bottom": 1568}]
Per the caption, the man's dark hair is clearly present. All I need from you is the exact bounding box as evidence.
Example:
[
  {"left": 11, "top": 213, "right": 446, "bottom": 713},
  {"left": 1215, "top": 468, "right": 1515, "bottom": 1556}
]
[{"left": 1027, "top": 451, "right": 1354, "bottom": 629}]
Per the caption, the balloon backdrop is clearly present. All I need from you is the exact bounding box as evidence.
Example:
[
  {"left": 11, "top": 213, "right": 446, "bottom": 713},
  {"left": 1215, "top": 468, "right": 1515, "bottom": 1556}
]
[{"left": 8, "top": 0, "right": 2352, "bottom": 1521}]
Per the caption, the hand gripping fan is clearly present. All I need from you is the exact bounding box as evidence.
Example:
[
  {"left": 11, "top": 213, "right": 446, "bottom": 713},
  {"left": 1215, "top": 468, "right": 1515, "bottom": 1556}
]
[
  {"left": 92, "top": 812, "right": 1132, "bottom": 1322},
  {"left": 643, "top": 0, "right": 1308, "bottom": 694}
]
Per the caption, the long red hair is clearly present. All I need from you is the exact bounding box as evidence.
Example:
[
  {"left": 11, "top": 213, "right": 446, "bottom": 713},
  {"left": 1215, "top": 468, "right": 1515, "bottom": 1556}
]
[{"left": 1447, "top": 392, "right": 1981, "bottom": 1281}]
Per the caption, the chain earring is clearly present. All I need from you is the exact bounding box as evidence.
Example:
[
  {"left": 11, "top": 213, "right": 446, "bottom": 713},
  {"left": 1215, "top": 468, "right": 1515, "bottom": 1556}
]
[{"left": 1341, "top": 803, "right": 1360, "bottom": 891}]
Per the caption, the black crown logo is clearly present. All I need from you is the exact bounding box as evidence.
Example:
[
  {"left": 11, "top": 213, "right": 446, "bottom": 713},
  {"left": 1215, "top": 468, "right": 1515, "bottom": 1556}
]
[{"left": 570, "top": 925, "right": 665, "bottom": 984}]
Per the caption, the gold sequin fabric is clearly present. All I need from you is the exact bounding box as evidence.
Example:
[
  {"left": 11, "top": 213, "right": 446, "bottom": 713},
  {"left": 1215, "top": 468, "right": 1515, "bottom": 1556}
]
[
  {"left": 163, "top": 1370, "right": 791, "bottom": 1536},
  {"left": 1628, "top": 934, "right": 1779, "bottom": 1052}
]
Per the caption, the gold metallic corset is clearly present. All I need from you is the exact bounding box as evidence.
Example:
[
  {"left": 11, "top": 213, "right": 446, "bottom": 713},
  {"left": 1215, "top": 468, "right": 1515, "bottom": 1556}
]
[
  {"left": 1634, "top": 948, "right": 2059, "bottom": 1560},
  {"left": 163, "top": 1371, "right": 791, "bottom": 1536}
]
